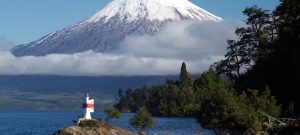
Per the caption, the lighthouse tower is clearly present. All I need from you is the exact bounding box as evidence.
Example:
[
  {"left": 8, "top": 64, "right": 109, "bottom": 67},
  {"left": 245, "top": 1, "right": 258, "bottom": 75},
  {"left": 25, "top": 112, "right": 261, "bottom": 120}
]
[{"left": 82, "top": 93, "right": 94, "bottom": 119}]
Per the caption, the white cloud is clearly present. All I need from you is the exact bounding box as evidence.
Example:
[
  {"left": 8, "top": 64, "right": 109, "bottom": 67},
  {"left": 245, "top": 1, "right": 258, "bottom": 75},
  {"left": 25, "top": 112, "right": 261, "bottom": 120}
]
[
  {"left": 0, "top": 20, "right": 243, "bottom": 76},
  {"left": 118, "top": 20, "right": 242, "bottom": 61},
  {"left": 0, "top": 51, "right": 188, "bottom": 76},
  {"left": 0, "top": 37, "right": 15, "bottom": 51}
]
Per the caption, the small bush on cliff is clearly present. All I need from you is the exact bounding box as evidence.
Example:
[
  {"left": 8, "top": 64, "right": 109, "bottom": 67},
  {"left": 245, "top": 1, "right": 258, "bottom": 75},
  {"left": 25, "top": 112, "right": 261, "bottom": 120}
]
[{"left": 78, "top": 119, "right": 101, "bottom": 128}]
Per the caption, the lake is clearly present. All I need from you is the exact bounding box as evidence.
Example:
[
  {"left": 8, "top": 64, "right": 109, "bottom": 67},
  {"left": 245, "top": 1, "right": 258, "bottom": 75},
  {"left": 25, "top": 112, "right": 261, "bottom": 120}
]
[{"left": 0, "top": 110, "right": 215, "bottom": 135}]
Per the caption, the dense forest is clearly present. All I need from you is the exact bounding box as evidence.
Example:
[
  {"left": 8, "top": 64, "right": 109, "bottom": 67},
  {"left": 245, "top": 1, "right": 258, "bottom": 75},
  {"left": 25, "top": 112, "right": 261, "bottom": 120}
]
[
  {"left": 213, "top": 0, "right": 300, "bottom": 117},
  {"left": 114, "top": 0, "right": 299, "bottom": 134}
]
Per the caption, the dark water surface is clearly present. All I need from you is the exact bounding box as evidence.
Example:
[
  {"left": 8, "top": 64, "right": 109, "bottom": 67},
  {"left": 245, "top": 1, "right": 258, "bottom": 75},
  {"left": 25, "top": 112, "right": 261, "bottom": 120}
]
[{"left": 0, "top": 110, "right": 215, "bottom": 135}]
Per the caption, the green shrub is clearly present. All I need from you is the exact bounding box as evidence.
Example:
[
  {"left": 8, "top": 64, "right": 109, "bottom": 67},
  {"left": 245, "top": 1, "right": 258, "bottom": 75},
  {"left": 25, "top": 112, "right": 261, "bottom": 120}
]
[
  {"left": 130, "top": 107, "right": 154, "bottom": 133},
  {"left": 103, "top": 108, "right": 121, "bottom": 123},
  {"left": 78, "top": 119, "right": 101, "bottom": 128}
]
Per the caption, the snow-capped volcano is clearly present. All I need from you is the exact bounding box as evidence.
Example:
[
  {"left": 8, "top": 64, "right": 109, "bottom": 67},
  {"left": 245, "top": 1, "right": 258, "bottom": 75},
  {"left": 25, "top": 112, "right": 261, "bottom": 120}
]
[{"left": 12, "top": 0, "right": 222, "bottom": 56}]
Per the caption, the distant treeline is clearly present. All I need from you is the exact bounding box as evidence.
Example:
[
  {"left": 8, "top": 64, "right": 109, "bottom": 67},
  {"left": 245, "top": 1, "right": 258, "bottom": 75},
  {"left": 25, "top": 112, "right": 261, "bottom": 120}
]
[
  {"left": 115, "top": 0, "right": 299, "bottom": 134},
  {"left": 115, "top": 62, "right": 200, "bottom": 117}
]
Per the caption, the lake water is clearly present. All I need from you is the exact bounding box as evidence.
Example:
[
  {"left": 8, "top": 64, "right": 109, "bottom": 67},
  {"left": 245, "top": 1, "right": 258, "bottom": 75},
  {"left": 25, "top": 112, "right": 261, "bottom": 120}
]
[{"left": 0, "top": 110, "right": 215, "bottom": 135}]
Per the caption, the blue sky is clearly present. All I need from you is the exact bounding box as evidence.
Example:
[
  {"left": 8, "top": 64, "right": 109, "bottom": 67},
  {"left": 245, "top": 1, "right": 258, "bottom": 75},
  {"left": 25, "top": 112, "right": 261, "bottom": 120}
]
[{"left": 0, "top": 0, "right": 279, "bottom": 45}]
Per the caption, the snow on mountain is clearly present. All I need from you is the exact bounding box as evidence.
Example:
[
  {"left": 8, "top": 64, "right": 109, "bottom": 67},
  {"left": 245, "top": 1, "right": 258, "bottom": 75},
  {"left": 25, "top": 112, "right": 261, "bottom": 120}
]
[
  {"left": 87, "top": 0, "right": 221, "bottom": 22},
  {"left": 11, "top": 0, "right": 222, "bottom": 56}
]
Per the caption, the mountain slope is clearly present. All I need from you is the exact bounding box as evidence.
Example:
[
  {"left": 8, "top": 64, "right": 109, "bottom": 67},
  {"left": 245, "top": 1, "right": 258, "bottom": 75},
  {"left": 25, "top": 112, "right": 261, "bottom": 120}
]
[{"left": 11, "top": 0, "right": 222, "bottom": 56}]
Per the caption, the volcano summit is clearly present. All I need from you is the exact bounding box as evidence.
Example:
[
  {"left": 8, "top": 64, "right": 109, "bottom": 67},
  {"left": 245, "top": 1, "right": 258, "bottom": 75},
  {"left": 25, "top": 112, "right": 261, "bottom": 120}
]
[{"left": 11, "top": 0, "right": 222, "bottom": 56}]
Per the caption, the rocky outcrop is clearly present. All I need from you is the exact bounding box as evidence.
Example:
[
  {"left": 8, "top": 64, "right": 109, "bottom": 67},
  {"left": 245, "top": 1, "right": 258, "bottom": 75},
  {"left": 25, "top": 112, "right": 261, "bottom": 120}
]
[{"left": 53, "top": 120, "right": 135, "bottom": 135}]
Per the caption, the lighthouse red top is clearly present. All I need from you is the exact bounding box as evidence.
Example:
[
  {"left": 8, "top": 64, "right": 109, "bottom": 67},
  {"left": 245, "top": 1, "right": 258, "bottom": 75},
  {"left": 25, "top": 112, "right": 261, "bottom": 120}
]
[
  {"left": 83, "top": 94, "right": 94, "bottom": 109},
  {"left": 83, "top": 103, "right": 94, "bottom": 108}
]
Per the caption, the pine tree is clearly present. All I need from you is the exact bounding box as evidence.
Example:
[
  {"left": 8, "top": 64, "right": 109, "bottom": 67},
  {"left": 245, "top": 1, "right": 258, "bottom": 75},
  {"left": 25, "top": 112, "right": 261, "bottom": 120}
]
[
  {"left": 130, "top": 107, "right": 154, "bottom": 134},
  {"left": 179, "top": 62, "right": 193, "bottom": 88}
]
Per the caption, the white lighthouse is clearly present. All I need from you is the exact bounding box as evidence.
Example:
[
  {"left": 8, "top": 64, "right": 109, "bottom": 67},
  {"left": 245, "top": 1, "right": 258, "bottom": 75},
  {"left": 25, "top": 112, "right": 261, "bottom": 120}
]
[{"left": 82, "top": 93, "right": 94, "bottom": 119}]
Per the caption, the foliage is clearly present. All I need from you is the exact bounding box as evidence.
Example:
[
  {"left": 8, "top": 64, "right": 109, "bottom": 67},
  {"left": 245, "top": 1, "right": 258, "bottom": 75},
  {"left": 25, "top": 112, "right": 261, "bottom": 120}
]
[
  {"left": 114, "top": 62, "right": 281, "bottom": 133},
  {"left": 214, "top": 1, "right": 300, "bottom": 116},
  {"left": 213, "top": 6, "right": 272, "bottom": 81},
  {"left": 129, "top": 107, "right": 154, "bottom": 133},
  {"left": 115, "top": 62, "right": 197, "bottom": 117},
  {"left": 234, "top": 87, "right": 281, "bottom": 133},
  {"left": 179, "top": 62, "right": 194, "bottom": 88},
  {"left": 196, "top": 69, "right": 238, "bottom": 129},
  {"left": 195, "top": 70, "right": 281, "bottom": 133},
  {"left": 103, "top": 108, "right": 121, "bottom": 123},
  {"left": 78, "top": 119, "right": 101, "bottom": 128}
]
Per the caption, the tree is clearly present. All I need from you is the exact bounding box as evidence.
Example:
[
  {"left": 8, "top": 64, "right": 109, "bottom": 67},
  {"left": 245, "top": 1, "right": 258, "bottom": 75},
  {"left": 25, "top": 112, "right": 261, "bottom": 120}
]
[
  {"left": 179, "top": 62, "right": 193, "bottom": 88},
  {"left": 195, "top": 69, "right": 281, "bottom": 134},
  {"left": 241, "top": 1, "right": 300, "bottom": 115},
  {"left": 114, "top": 89, "right": 135, "bottom": 112},
  {"left": 114, "top": 89, "right": 128, "bottom": 111},
  {"left": 196, "top": 69, "right": 238, "bottom": 130},
  {"left": 157, "top": 83, "right": 180, "bottom": 116},
  {"left": 213, "top": 40, "right": 252, "bottom": 80},
  {"left": 103, "top": 108, "right": 121, "bottom": 123},
  {"left": 130, "top": 107, "right": 154, "bottom": 134},
  {"left": 213, "top": 6, "right": 272, "bottom": 81},
  {"left": 118, "top": 89, "right": 124, "bottom": 99},
  {"left": 265, "top": 0, "right": 300, "bottom": 115},
  {"left": 213, "top": 3, "right": 300, "bottom": 116},
  {"left": 195, "top": 68, "right": 227, "bottom": 91}
]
